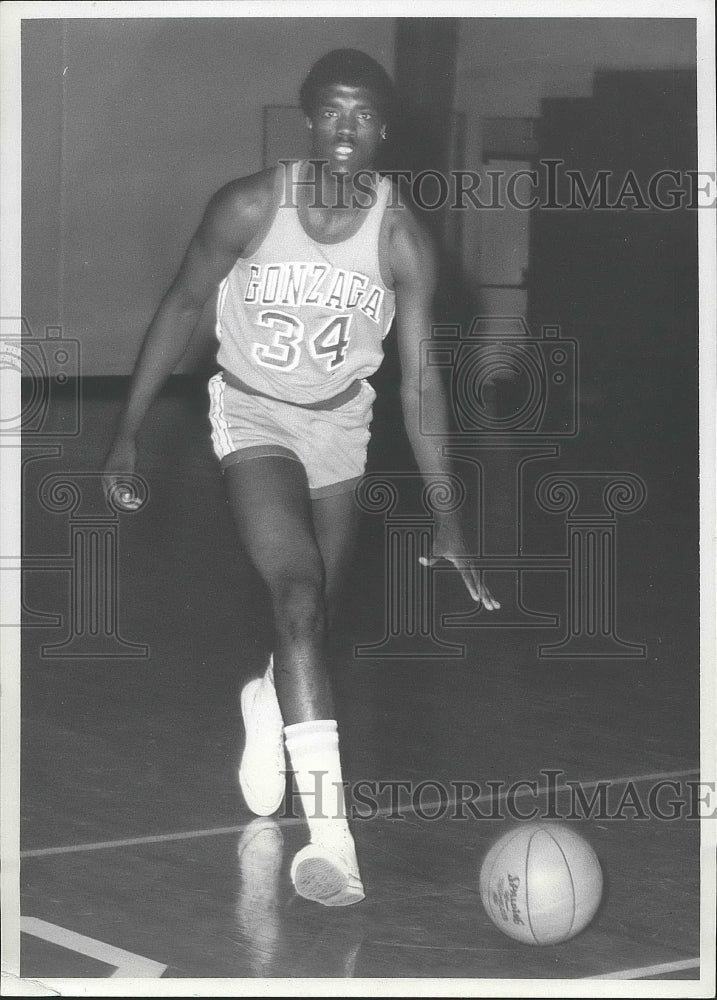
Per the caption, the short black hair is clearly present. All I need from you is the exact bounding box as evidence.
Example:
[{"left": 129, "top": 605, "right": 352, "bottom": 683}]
[{"left": 299, "top": 49, "right": 395, "bottom": 121}]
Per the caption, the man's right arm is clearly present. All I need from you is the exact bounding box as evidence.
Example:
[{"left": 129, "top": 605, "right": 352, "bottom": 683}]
[{"left": 109, "top": 176, "right": 269, "bottom": 450}]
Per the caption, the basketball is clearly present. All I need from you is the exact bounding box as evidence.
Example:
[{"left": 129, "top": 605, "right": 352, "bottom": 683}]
[{"left": 479, "top": 823, "right": 603, "bottom": 945}]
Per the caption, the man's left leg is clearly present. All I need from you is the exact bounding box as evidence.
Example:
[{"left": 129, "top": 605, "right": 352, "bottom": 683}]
[
  {"left": 253, "top": 487, "right": 358, "bottom": 722},
  {"left": 254, "top": 482, "right": 359, "bottom": 698},
  {"left": 312, "top": 489, "right": 361, "bottom": 623},
  {"left": 281, "top": 487, "right": 365, "bottom": 904},
  {"left": 238, "top": 481, "right": 365, "bottom": 905}
]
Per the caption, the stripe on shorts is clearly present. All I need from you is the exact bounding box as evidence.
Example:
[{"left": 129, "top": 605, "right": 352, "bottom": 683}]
[{"left": 208, "top": 374, "right": 234, "bottom": 457}]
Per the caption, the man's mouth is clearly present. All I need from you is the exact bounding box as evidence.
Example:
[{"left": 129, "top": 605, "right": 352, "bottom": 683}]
[{"left": 334, "top": 144, "right": 355, "bottom": 157}]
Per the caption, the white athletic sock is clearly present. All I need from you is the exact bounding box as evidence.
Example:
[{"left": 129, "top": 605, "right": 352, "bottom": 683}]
[{"left": 284, "top": 719, "right": 359, "bottom": 870}]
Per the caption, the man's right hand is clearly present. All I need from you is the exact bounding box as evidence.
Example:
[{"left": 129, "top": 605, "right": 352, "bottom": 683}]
[{"left": 102, "top": 436, "right": 142, "bottom": 509}]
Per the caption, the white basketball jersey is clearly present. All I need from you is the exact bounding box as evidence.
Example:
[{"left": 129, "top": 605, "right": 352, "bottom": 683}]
[{"left": 216, "top": 161, "right": 396, "bottom": 405}]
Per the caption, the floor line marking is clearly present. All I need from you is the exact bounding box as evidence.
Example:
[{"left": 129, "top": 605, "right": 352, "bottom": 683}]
[
  {"left": 20, "top": 822, "right": 301, "bottom": 857},
  {"left": 20, "top": 766, "right": 700, "bottom": 858},
  {"left": 584, "top": 957, "right": 700, "bottom": 979},
  {"left": 20, "top": 917, "right": 168, "bottom": 978}
]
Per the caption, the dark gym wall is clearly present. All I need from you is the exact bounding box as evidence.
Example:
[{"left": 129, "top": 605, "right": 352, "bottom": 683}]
[
  {"left": 22, "top": 17, "right": 698, "bottom": 376},
  {"left": 454, "top": 18, "right": 697, "bottom": 304},
  {"left": 22, "top": 18, "right": 395, "bottom": 375}
]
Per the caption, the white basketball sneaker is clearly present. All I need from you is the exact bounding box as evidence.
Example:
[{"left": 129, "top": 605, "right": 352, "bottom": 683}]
[
  {"left": 238, "top": 674, "right": 285, "bottom": 816},
  {"left": 290, "top": 841, "right": 365, "bottom": 907}
]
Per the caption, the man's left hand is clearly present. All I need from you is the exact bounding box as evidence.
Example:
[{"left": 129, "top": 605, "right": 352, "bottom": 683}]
[{"left": 419, "top": 516, "right": 501, "bottom": 610}]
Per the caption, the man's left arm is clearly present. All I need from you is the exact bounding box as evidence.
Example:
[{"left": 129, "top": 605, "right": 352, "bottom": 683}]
[{"left": 390, "top": 214, "right": 500, "bottom": 610}]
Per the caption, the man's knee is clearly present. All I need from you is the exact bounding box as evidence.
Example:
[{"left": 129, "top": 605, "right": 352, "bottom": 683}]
[{"left": 269, "top": 571, "right": 327, "bottom": 639}]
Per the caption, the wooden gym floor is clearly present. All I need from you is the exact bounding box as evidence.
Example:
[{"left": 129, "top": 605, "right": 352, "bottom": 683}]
[{"left": 14, "top": 367, "right": 709, "bottom": 989}]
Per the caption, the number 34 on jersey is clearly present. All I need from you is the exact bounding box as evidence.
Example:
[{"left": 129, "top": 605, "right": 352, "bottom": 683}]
[{"left": 252, "top": 311, "right": 352, "bottom": 372}]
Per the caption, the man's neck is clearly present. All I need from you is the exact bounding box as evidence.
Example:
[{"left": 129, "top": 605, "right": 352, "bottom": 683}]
[{"left": 301, "top": 160, "right": 377, "bottom": 212}]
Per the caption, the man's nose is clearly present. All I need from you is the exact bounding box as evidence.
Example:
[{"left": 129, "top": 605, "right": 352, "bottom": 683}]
[{"left": 337, "top": 117, "right": 357, "bottom": 137}]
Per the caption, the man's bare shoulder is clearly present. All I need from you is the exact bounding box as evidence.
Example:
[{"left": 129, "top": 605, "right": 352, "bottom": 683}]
[{"left": 206, "top": 166, "right": 277, "bottom": 230}]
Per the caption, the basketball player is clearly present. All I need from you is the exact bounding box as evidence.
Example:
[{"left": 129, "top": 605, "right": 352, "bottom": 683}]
[{"left": 104, "top": 49, "right": 499, "bottom": 907}]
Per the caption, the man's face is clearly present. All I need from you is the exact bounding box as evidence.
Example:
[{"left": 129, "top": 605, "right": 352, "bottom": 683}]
[{"left": 307, "top": 83, "right": 385, "bottom": 176}]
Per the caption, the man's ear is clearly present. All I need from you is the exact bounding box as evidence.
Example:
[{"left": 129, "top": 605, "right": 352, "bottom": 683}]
[{"left": 305, "top": 116, "right": 313, "bottom": 130}]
